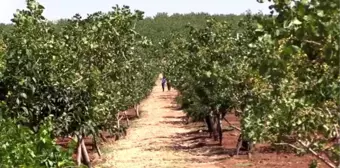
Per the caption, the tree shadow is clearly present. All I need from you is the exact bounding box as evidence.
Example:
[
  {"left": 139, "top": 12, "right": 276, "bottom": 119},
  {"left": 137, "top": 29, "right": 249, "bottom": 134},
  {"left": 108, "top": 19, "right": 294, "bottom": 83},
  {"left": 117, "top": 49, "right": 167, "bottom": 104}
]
[
  {"left": 160, "top": 120, "right": 186, "bottom": 125},
  {"left": 163, "top": 115, "right": 186, "bottom": 119},
  {"left": 158, "top": 95, "right": 174, "bottom": 100},
  {"left": 163, "top": 129, "right": 236, "bottom": 162},
  {"left": 162, "top": 105, "right": 181, "bottom": 110},
  {"left": 200, "top": 147, "right": 236, "bottom": 157}
]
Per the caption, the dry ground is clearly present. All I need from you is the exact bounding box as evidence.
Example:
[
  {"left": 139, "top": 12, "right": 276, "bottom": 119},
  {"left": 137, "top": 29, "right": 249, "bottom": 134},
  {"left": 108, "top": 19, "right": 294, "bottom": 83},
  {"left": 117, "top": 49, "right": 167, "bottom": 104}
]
[{"left": 94, "top": 79, "right": 327, "bottom": 168}]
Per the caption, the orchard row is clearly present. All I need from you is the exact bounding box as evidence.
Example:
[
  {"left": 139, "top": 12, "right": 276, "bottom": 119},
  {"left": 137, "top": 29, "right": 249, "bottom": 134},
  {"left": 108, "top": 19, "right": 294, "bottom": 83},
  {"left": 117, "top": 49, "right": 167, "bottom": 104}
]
[
  {"left": 0, "top": 0, "right": 159, "bottom": 167},
  {"left": 161, "top": 0, "right": 339, "bottom": 167}
]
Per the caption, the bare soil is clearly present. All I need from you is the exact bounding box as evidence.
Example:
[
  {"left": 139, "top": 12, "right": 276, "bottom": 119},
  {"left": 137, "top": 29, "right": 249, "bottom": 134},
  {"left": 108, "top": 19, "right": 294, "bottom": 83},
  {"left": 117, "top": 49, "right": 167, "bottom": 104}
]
[{"left": 84, "top": 79, "right": 327, "bottom": 168}]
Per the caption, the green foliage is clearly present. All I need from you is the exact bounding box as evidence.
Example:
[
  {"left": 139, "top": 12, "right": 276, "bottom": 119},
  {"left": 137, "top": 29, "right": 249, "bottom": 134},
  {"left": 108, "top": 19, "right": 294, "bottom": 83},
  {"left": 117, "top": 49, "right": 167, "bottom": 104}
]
[
  {"left": 162, "top": 0, "right": 339, "bottom": 167},
  {"left": 136, "top": 12, "right": 244, "bottom": 44},
  {"left": 0, "top": 0, "right": 158, "bottom": 166},
  {"left": 309, "top": 160, "right": 318, "bottom": 168},
  {"left": 0, "top": 116, "right": 74, "bottom": 168},
  {"left": 247, "top": 1, "right": 340, "bottom": 166},
  {"left": 3, "top": 0, "right": 157, "bottom": 135},
  {"left": 0, "top": 39, "right": 4, "bottom": 75},
  {"left": 162, "top": 18, "right": 249, "bottom": 119}
]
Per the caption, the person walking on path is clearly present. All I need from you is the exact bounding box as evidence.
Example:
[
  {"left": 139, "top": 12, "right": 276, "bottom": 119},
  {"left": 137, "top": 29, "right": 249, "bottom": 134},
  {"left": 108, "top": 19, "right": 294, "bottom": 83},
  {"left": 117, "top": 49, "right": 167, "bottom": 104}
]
[{"left": 161, "top": 76, "right": 167, "bottom": 92}]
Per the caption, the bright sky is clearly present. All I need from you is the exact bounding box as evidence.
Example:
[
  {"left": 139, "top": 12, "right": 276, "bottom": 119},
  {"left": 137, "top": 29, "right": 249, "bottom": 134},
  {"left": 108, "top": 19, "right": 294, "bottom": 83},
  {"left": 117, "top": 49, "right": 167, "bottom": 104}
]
[{"left": 0, "top": 0, "right": 271, "bottom": 23}]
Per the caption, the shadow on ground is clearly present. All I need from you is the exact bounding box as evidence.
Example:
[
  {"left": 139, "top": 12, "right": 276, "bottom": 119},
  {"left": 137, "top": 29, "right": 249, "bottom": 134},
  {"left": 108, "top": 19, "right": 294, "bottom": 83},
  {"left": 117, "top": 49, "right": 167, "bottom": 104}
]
[
  {"left": 162, "top": 105, "right": 181, "bottom": 110},
  {"left": 158, "top": 95, "right": 174, "bottom": 100},
  {"left": 157, "top": 114, "right": 289, "bottom": 165},
  {"left": 163, "top": 115, "right": 186, "bottom": 119},
  {"left": 142, "top": 118, "right": 240, "bottom": 163}
]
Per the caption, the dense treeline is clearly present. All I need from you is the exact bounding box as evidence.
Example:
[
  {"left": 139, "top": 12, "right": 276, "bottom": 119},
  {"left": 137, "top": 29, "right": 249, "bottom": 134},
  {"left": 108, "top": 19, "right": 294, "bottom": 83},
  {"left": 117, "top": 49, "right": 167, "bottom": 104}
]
[
  {"left": 0, "top": 12, "right": 247, "bottom": 44},
  {"left": 136, "top": 12, "right": 245, "bottom": 43},
  {"left": 0, "top": 0, "right": 158, "bottom": 167},
  {"left": 161, "top": 0, "right": 339, "bottom": 167}
]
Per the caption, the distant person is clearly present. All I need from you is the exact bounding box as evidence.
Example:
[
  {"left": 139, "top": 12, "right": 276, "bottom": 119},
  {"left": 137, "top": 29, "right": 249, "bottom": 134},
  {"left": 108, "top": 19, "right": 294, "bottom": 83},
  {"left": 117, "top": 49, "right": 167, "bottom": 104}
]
[{"left": 161, "top": 76, "right": 167, "bottom": 92}]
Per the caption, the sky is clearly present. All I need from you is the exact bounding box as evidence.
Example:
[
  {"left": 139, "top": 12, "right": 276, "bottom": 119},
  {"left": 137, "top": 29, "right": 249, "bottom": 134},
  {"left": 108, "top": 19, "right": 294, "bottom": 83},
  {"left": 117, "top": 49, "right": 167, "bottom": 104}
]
[{"left": 0, "top": 0, "right": 271, "bottom": 23}]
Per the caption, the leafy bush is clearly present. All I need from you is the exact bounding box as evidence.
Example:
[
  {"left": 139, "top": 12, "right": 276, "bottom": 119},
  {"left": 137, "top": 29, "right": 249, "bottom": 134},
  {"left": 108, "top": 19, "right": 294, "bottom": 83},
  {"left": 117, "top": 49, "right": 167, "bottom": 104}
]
[{"left": 0, "top": 115, "right": 75, "bottom": 168}]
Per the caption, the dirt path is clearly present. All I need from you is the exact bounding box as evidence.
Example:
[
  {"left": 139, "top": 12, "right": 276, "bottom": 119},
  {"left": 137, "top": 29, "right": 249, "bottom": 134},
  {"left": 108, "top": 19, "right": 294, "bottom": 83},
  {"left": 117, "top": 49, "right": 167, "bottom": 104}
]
[
  {"left": 94, "top": 77, "right": 325, "bottom": 168},
  {"left": 95, "top": 79, "right": 228, "bottom": 168}
]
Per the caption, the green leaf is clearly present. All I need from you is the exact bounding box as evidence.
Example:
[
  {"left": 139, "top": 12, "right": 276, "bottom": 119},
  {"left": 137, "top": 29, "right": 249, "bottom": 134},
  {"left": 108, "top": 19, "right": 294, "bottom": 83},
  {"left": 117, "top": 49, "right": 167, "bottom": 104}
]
[
  {"left": 317, "top": 10, "right": 324, "bottom": 17},
  {"left": 290, "top": 18, "right": 302, "bottom": 26},
  {"left": 206, "top": 71, "right": 212, "bottom": 78},
  {"left": 16, "top": 98, "right": 20, "bottom": 105},
  {"left": 20, "top": 93, "right": 27, "bottom": 99},
  {"left": 22, "top": 107, "right": 28, "bottom": 114}
]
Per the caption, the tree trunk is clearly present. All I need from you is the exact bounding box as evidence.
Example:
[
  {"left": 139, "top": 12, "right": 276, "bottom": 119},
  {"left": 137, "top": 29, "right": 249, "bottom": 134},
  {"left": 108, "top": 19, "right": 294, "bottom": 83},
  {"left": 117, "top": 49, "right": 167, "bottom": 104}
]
[
  {"left": 236, "top": 134, "right": 253, "bottom": 158},
  {"left": 236, "top": 134, "right": 243, "bottom": 156},
  {"left": 212, "top": 115, "right": 219, "bottom": 141},
  {"left": 93, "top": 136, "right": 102, "bottom": 157},
  {"left": 217, "top": 113, "right": 223, "bottom": 145},
  {"left": 124, "top": 111, "right": 130, "bottom": 127},
  {"left": 99, "top": 132, "right": 107, "bottom": 142},
  {"left": 205, "top": 115, "right": 214, "bottom": 138},
  {"left": 135, "top": 104, "right": 140, "bottom": 118},
  {"left": 76, "top": 135, "right": 82, "bottom": 166},
  {"left": 81, "top": 135, "right": 92, "bottom": 168}
]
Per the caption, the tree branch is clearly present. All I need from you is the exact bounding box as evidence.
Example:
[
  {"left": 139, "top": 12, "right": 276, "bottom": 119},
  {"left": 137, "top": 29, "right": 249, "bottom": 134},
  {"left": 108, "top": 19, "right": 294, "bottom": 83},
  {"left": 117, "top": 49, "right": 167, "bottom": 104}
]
[
  {"left": 273, "top": 142, "right": 304, "bottom": 151},
  {"left": 303, "top": 40, "right": 323, "bottom": 46},
  {"left": 297, "top": 140, "right": 336, "bottom": 168},
  {"left": 223, "top": 117, "right": 241, "bottom": 131}
]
